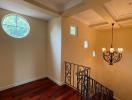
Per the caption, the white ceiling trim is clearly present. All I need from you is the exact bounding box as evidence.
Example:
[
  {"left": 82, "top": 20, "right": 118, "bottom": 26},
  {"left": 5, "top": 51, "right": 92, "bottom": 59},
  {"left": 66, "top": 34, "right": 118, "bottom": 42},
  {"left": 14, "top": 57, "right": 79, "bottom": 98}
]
[
  {"left": 104, "top": 0, "right": 132, "bottom": 21},
  {"left": 33, "top": 0, "right": 82, "bottom": 12},
  {"left": 71, "top": 9, "right": 107, "bottom": 26},
  {"left": 72, "top": 16, "right": 90, "bottom": 25},
  {"left": 63, "top": 0, "right": 82, "bottom": 11},
  {"left": 0, "top": 0, "right": 57, "bottom": 20},
  {"left": 33, "top": 0, "right": 60, "bottom": 12}
]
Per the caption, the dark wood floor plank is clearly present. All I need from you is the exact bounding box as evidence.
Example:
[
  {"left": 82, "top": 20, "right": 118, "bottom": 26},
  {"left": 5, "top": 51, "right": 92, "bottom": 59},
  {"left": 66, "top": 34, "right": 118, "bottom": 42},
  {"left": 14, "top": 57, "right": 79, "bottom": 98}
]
[{"left": 0, "top": 78, "right": 81, "bottom": 100}]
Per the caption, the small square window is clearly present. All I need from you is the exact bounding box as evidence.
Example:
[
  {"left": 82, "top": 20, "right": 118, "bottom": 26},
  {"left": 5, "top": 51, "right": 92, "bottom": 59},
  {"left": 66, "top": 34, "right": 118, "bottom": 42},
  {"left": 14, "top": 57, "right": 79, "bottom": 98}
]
[
  {"left": 92, "top": 50, "right": 96, "bottom": 57},
  {"left": 84, "top": 40, "right": 89, "bottom": 48},
  {"left": 70, "top": 25, "right": 77, "bottom": 36}
]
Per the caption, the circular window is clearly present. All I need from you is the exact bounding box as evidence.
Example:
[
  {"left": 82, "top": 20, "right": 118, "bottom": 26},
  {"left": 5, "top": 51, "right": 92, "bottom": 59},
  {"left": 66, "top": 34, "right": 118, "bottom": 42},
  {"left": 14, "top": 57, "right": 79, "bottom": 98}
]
[{"left": 1, "top": 14, "right": 30, "bottom": 38}]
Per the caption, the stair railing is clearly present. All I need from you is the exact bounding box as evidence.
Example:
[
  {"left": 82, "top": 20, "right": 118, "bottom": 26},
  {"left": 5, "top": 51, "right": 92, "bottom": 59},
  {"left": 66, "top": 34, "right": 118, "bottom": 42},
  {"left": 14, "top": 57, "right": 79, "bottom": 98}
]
[
  {"left": 65, "top": 61, "right": 90, "bottom": 99},
  {"left": 89, "top": 77, "right": 113, "bottom": 100},
  {"left": 65, "top": 61, "right": 113, "bottom": 100}
]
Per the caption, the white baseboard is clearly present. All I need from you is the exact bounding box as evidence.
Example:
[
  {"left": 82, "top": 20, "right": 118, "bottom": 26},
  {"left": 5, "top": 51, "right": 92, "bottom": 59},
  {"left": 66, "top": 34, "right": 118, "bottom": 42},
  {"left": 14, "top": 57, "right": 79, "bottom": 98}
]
[
  {"left": 47, "top": 76, "right": 64, "bottom": 86},
  {"left": 0, "top": 75, "right": 46, "bottom": 91},
  {"left": 0, "top": 75, "right": 64, "bottom": 92}
]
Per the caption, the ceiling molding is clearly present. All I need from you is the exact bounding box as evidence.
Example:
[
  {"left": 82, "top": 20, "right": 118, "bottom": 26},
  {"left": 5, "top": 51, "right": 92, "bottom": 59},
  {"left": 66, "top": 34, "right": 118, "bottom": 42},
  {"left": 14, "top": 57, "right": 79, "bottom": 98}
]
[
  {"left": 33, "top": 0, "right": 62, "bottom": 12},
  {"left": 24, "top": 0, "right": 83, "bottom": 13},
  {"left": 24, "top": 0, "right": 59, "bottom": 15},
  {"left": 95, "top": 6, "right": 118, "bottom": 25},
  {"left": 104, "top": 0, "right": 132, "bottom": 20},
  {"left": 116, "top": 17, "right": 132, "bottom": 22},
  {"left": 63, "top": 0, "right": 82, "bottom": 11},
  {"left": 0, "top": 0, "right": 57, "bottom": 20},
  {"left": 2, "top": 0, "right": 132, "bottom": 28},
  {"left": 62, "top": 0, "right": 111, "bottom": 17},
  {"left": 71, "top": 9, "right": 107, "bottom": 26},
  {"left": 117, "top": 18, "right": 132, "bottom": 27},
  {"left": 62, "top": 2, "right": 90, "bottom": 17},
  {"left": 89, "top": 22, "right": 108, "bottom": 27},
  {"left": 63, "top": 0, "right": 132, "bottom": 29}
]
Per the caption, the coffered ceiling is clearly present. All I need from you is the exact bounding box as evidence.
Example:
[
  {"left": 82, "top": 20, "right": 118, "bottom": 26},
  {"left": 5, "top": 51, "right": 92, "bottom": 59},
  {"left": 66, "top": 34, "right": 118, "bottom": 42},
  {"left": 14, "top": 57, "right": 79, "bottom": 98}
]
[
  {"left": 0, "top": 0, "right": 132, "bottom": 29},
  {"left": 25, "top": 0, "right": 132, "bottom": 29},
  {"left": 72, "top": 9, "right": 107, "bottom": 26},
  {"left": 105, "top": 0, "right": 132, "bottom": 21},
  {"left": 70, "top": 0, "right": 132, "bottom": 29}
]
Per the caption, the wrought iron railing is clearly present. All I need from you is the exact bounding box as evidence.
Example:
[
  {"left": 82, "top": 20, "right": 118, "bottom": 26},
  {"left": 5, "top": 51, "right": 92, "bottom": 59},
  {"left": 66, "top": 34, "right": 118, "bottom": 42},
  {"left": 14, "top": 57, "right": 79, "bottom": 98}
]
[
  {"left": 65, "top": 61, "right": 113, "bottom": 100},
  {"left": 65, "top": 61, "right": 90, "bottom": 99},
  {"left": 89, "top": 77, "right": 113, "bottom": 100}
]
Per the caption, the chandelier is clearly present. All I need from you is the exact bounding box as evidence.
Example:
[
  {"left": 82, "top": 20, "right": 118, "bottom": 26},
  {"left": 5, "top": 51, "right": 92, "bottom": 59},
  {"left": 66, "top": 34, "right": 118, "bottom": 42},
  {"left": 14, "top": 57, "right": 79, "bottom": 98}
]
[{"left": 102, "top": 23, "right": 123, "bottom": 65}]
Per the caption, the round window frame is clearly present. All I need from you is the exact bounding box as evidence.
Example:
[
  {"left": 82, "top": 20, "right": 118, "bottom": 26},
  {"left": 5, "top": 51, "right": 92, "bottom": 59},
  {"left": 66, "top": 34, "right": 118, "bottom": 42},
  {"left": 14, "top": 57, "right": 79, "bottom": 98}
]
[{"left": 1, "top": 13, "right": 30, "bottom": 38}]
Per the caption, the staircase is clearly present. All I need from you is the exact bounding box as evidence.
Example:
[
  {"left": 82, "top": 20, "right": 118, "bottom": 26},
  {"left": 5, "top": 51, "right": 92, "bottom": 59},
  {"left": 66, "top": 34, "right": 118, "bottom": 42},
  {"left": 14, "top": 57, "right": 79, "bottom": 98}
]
[{"left": 65, "top": 61, "right": 114, "bottom": 100}]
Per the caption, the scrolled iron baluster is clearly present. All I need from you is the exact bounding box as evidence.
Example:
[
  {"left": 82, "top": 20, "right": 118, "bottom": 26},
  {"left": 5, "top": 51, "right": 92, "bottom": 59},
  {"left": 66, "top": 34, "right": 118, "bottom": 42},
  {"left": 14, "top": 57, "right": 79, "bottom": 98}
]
[{"left": 65, "top": 62, "right": 72, "bottom": 85}]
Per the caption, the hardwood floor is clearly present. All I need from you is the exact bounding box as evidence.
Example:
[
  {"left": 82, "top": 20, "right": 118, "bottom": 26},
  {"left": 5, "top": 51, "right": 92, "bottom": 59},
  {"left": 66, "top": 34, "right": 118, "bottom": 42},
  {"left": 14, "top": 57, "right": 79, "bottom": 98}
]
[{"left": 0, "top": 78, "right": 81, "bottom": 100}]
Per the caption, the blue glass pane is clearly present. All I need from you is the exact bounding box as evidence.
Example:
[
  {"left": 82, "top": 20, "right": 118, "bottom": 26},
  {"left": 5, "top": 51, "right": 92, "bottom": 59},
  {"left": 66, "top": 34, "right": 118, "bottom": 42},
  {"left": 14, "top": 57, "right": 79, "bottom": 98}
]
[
  {"left": 2, "top": 25, "right": 17, "bottom": 37},
  {"left": 2, "top": 15, "right": 17, "bottom": 26},
  {"left": 17, "top": 27, "right": 28, "bottom": 38},
  {"left": 17, "top": 16, "right": 29, "bottom": 28},
  {"left": 2, "top": 14, "right": 30, "bottom": 38}
]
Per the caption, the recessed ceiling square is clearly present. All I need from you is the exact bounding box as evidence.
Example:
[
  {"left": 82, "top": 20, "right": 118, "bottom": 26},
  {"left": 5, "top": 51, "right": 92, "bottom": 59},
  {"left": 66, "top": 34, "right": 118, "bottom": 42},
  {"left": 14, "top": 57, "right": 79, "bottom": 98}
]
[
  {"left": 71, "top": 9, "right": 106, "bottom": 26},
  {"left": 105, "top": 0, "right": 132, "bottom": 20}
]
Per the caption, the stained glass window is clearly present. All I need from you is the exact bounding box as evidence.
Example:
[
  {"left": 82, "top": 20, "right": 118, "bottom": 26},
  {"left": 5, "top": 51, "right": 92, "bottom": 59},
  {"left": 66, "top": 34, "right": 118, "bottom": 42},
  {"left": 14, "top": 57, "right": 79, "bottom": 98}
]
[{"left": 1, "top": 14, "right": 30, "bottom": 38}]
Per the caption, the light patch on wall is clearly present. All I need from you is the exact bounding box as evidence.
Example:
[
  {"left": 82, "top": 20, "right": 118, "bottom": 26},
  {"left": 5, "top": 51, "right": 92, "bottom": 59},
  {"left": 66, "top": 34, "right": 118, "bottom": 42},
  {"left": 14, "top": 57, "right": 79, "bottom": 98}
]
[
  {"left": 84, "top": 40, "right": 89, "bottom": 48},
  {"left": 70, "top": 25, "right": 77, "bottom": 36},
  {"left": 92, "top": 50, "right": 96, "bottom": 57}
]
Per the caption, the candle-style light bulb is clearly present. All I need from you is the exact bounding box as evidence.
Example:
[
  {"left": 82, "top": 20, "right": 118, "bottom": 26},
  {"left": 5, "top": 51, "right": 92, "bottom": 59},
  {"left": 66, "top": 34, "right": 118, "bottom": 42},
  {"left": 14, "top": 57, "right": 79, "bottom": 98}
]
[
  {"left": 102, "top": 48, "right": 106, "bottom": 52},
  {"left": 118, "top": 48, "right": 123, "bottom": 53},
  {"left": 110, "top": 48, "right": 114, "bottom": 53}
]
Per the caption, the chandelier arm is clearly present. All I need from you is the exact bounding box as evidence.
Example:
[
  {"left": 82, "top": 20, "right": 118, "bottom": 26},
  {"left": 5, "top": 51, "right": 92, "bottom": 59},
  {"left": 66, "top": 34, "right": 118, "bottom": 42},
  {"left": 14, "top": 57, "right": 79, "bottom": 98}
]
[
  {"left": 112, "top": 52, "right": 118, "bottom": 63},
  {"left": 113, "top": 52, "right": 118, "bottom": 63},
  {"left": 113, "top": 58, "right": 119, "bottom": 63},
  {"left": 103, "top": 53, "right": 109, "bottom": 62},
  {"left": 116, "top": 53, "right": 122, "bottom": 62},
  {"left": 113, "top": 52, "right": 122, "bottom": 63},
  {"left": 103, "top": 52, "right": 113, "bottom": 64},
  {"left": 113, "top": 56, "right": 118, "bottom": 63}
]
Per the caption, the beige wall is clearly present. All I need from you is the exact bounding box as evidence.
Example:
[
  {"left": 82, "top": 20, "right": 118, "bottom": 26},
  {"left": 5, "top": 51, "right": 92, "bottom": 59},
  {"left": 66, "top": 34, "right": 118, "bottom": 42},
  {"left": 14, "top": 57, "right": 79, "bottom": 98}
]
[
  {"left": 1, "top": 7, "right": 132, "bottom": 100},
  {"left": 47, "top": 17, "right": 62, "bottom": 85},
  {"left": 62, "top": 17, "right": 99, "bottom": 80},
  {"left": 62, "top": 17, "right": 132, "bottom": 100},
  {"left": 0, "top": 9, "right": 47, "bottom": 91},
  {"left": 96, "top": 28, "right": 132, "bottom": 100}
]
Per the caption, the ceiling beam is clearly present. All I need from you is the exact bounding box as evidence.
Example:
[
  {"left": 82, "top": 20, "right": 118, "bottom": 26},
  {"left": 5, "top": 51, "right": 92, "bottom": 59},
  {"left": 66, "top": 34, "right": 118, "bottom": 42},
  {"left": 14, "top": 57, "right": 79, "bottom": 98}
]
[
  {"left": 62, "top": 0, "right": 111, "bottom": 16},
  {"left": 93, "top": 6, "right": 119, "bottom": 26},
  {"left": 24, "top": 0, "right": 60, "bottom": 16}
]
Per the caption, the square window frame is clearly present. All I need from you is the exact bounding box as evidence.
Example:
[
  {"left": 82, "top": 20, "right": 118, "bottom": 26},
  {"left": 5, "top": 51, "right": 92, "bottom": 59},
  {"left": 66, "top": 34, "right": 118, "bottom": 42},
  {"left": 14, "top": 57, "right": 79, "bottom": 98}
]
[{"left": 69, "top": 25, "right": 78, "bottom": 36}]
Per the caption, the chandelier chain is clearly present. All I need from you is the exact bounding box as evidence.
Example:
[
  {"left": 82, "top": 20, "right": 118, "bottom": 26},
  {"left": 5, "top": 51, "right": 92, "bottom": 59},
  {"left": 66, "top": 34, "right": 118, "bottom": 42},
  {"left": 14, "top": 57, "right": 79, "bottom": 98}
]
[{"left": 111, "top": 23, "right": 114, "bottom": 48}]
